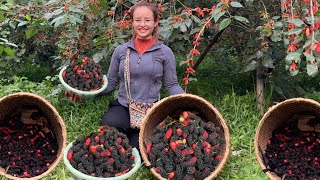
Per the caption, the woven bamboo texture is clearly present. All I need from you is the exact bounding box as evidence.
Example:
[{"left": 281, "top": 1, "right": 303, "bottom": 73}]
[
  {"left": 0, "top": 92, "right": 67, "bottom": 180},
  {"left": 139, "top": 93, "right": 230, "bottom": 180},
  {"left": 254, "top": 98, "right": 320, "bottom": 180}
]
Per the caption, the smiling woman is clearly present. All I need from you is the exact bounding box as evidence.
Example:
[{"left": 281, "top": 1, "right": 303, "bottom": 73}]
[
  {"left": 98, "top": 1, "right": 184, "bottom": 150},
  {"left": 131, "top": 3, "right": 158, "bottom": 40}
]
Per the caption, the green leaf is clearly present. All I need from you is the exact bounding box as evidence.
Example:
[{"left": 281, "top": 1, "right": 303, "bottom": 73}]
[
  {"left": 51, "top": 15, "right": 64, "bottom": 25},
  {"left": 288, "top": 28, "right": 303, "bottom": 35},
  {"left": 4, "top": 47, "right": 14, "bottom": 57},
  {"left": 180, "top": 12, "right": 190, "bottom": 18},
  {"left": 71, "top": 28, "right": 80, "bottom": 40},
  {"left": 262, "top": 55, "right": 274, "bottom": 68},
  {"left": 255, "top": 50, "right": 264, "bottom": 59},
  {"left": 307, "top": 64, "right": 318, "bottom": 77},
  {"left": 219, "top": 18, "right": 231, "bottom": 31},
  {"left": 0, "top": 45, "right": 3, "bottom": 55},
  {"left": 230, "top": 2, "right": 243, "bottom": 8},
  {"left": 255, "top": 26, "right": 263, "bottom": 31},
  {"left": 18, "top": 21, "right": 29, "bottom": 27},
  {"left": 285, "top": 52, "right": 301, "bottom": 63},
  {"left": 100, "top": 0, "right": 109, "bottom": 9},
  {"left": 272, "top": 16, "right": 281, "bottom": 20},
  {"left": 305, "top": 53, "right": 315, "bottom": 62},
  {"left": 191, "top": 15, "right": 201, "bottom": 23},
  {"left": 25, "top": 26, "right": 38, "bottom": 39},
  {"left": 52, "top": 9, "right": 63, "bottom": 16},
  {"left": 293, "top": 37, "right": 303, "bottom": 44},
  {"left": 172, "top": 23, "right": 180, "bottom": 28},
  {"left": 89, "top": 4, "right": 99, "bottom": 15},
  {"left": 216, "top": 2, "right": 224, "bottom": 7},
  {"left": 9, "top": 21, "right": 17, "bottom": 29},
  {"left": 158, "top": 26, "right": 172, "bottom": 41},
  {"left": 284, "top": 38, "right": 290, "bottom": 46},
  {"left": 179, "top": 23, "right": 187, "bottom": 32},
  {"left": 179, "top": 60, "right": 186, "bottom": 67},
  {"left": 34, "top": 19, "right": 45, "bottom": 25},
  {"left": 69, "top": 7, "right": 83, "bottom": 14},
  {"left": 51, "top": 15, "right": 65, "bottom": 27},
  {"left": 0, "top": 11, "right": 5, "bottom": 22},
  {"left": 93, "top": 53, "right": 103, "bottom": 63},
  {"left": 234, "top": 16, "right": 249, "bottom": 23},
  {"left": 303, "top": 40, "right": 311, "bottom": 48},
  {"left": 0, "top": 5, "right": 10, "bottom": 11},
  {"left": 290, "top": 69, "right": 299, "bottom": 76},
  {"left": 243, "top": 60, "right": 258, "bottom": 72},
  {"left": 68, "top": 15, "right": 82, "bottom": 24},
  {"left": 190, "top": 27, "right": 200, "bottom": 35},
  {"left": 45, "top": 0, "right": 59, "bottom": 5},
  {"left": 304, "top": 17, "right": 313, "bottom": 24},
  {"left": 274, "top": 22, "right": 283, "bottom": 28},
  {"left": 185, "top": 18, "right": 192, "bottom": 28},
  {"left": 287, "top": 19, "right": 305, "bottom": 27},
  {"left": 25, "top": 14, "right": 31, "bottom": 21},
  {"left": 270, "top": 31, "right": 282, "bottom": 42},
  {"left": 94, "top": 39, "right": 107, "bottom": 46},
  {"left": 44, "top": 13, "right": 54, "bottom": 20},
  {"left": 315, "top": 10, "right": 320, "bottom": 16},
  {"left": 214, "top": 11, "right": 226, "bottom": 23},
  {"left": 212, "top": 7, "right": 222, "bottom": 16}
]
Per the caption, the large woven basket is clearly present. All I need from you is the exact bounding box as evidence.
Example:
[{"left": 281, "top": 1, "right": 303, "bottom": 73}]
[
  {"left": 139, "top": 93, "right": 230, "bottom": 180},
  {"left": 0, "top": 92, "right": 67, "bottom": 180},
  {"left": 254, "top": 98, "right": 320, "bottom": 180}
]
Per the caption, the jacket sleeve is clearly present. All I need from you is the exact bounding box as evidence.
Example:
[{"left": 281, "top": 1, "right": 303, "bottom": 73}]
[
  {"left": 163, "top": 47, "right": 185, "bottom": 95},
  {"left": 99, "top": 47, "right": 121, "bottom": 96}
]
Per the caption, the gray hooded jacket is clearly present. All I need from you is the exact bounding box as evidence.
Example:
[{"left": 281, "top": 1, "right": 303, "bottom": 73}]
[{"left": 101, "top": 38, "right": 184, "bottom": 107}]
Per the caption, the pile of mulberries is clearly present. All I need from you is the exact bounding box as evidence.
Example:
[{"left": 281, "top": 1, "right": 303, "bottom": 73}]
[
  {"left": 145, "top": 111, "right": 225, "bottom": 179},
  {"left": 67, "top": 125, "right": 135, "bottom": 177},
  {"left": 62, "top": 57, "right": 104, "bottom": 91},
  {"left": 263, "top": 119, "right": 320, "bottom": 179},
  {"left": 0, "top": 108, "right": 58, "bottom": 178}
]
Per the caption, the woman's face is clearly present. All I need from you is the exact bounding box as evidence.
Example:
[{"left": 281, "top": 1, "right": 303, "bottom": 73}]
[{"left": 132, "top": 6, "right": 158, "bottom": 40}]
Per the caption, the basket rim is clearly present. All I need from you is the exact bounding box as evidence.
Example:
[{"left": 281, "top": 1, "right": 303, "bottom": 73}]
[
  {"left": 254, "top": 97, "right": 320, "bottom": 180},
  {"left": 0, "top": 92, "right": 67, "bottom": 180},
  {"left": 59, "top": 66, "right": 108, "bottom": 96},
  {"left": 139, "top": 93, "right": 231, "bottom": 180}
]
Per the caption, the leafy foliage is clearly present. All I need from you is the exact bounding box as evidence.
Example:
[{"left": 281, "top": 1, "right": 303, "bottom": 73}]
[
  {"left": 254, "top": 0, "right": 320, "bottom": 76},
  {"left": 0, "top": 0, "right": 251, "bottom": 82}
]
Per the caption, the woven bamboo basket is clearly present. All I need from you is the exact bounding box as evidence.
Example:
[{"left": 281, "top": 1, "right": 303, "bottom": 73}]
[
  {"left": 254, "top": 98, "right": 320, "bottom": 180},
  {"left": 139, "top": 93, "right": 230, "bottom": 180},
  {"left": 0, "top": 92, "right": 67, "bottom": 180}
]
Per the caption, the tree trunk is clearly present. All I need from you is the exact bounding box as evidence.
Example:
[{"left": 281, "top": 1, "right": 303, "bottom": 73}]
[{"left": 256, "top": 67, "right": 265, "bottom": 116}]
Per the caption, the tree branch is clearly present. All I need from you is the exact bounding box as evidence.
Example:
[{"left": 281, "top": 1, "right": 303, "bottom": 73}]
[{"left": 193, "top": 29, "right": 224, "bottom": 71}]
